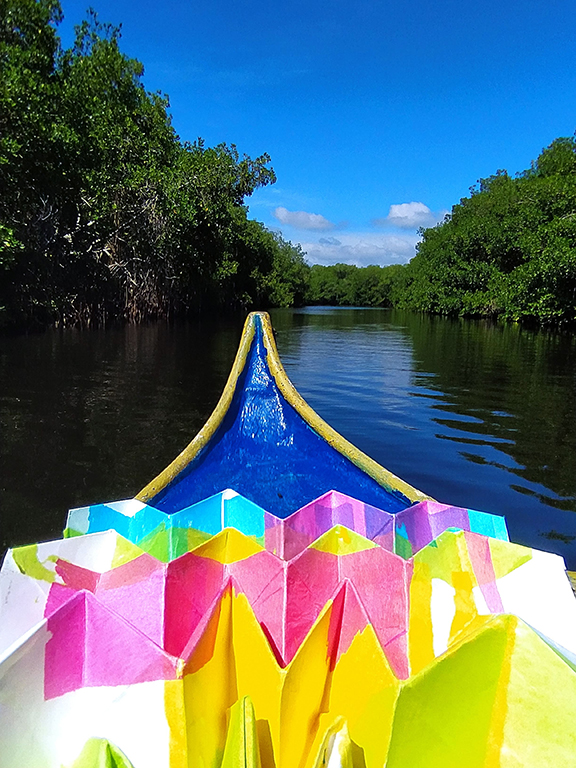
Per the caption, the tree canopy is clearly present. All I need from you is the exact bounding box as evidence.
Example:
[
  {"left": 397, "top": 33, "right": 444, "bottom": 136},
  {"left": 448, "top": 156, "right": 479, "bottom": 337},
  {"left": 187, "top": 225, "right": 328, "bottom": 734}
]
[
  {"left": 0, "top": 0, "right": 308, "bottom": 329},
  {"left": 393, "top": 137, "right": 576, "bottom": 325},
  {"left": 305, "top": 263, "right": 402, "bottom": 307}
]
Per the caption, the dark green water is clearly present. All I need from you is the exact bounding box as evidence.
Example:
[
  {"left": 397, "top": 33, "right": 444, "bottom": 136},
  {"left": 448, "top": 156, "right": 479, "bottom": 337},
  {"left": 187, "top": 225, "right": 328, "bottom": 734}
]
[{"left": 2, "top": 307, "right": 576, "bottom": 566}]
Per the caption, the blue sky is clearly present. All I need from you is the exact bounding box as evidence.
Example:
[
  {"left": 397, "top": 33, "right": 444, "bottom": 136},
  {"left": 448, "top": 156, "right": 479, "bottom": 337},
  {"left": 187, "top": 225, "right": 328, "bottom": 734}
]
[{"left": 59, "top": 0, "right": 576, "bottom": 266}]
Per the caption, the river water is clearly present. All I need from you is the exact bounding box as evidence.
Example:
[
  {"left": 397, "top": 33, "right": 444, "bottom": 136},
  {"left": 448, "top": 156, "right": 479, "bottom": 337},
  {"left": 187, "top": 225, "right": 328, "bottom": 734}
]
[{"left": 2, "top": 307, "right": 576, "bottom": 567}]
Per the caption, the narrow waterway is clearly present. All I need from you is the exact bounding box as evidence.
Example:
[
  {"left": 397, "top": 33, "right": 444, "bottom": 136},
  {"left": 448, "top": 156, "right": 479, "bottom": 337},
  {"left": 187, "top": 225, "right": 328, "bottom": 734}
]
[{"left": 2, "top": 307, "right": 575, "bottom": 566}]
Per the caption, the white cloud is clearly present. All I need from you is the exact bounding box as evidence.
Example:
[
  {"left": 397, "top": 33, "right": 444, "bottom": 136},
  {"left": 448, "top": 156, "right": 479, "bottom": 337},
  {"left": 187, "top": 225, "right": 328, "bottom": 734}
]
[
  {"left": 299, "top": 232, "right": 419, "bottom": 267},
  {"left": 272, "top": 206, "right": 335, "bottom": 231},
  {"left": 373, "top": 202, "right": 447, "bottom": 230}
]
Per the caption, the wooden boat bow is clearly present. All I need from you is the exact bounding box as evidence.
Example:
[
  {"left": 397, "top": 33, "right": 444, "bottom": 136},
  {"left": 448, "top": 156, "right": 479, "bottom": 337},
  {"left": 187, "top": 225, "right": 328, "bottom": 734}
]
[{"left": 136, "top": 311, "right": 431, "bottom": 516}]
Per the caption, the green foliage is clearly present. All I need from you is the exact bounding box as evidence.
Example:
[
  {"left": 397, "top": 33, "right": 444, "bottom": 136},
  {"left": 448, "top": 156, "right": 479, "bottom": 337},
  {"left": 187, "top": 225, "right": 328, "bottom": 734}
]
[
  {"left": 306, "top": 263, "right": 401, "bottom": 307},
  {"left": 392, "top": 136, "right": 576, "bottom": 325},
  {"left": 7, "top": 2, "right": 574, "bottom": 328},
  {"left": 0, "top": 1, "right": 304, "bottom": 329}
]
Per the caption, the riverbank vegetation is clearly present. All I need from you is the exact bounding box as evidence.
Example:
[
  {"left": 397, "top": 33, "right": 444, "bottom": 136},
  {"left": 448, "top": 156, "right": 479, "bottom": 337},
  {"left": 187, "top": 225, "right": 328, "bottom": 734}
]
[
  {"left": 0, "top": 0, "right": 308, "bottom": 330},
  {"left": 305, "top": 263, "right": 403, "bottom": 307},
  {"left": 307, "top": 137, "right": 576, "bottom": 326},
  {"left": 394, "top": 137, "right": 576, "bottom": 325},
  {"left": 2, "top": 2, "right": 575, "bottom": 331}
]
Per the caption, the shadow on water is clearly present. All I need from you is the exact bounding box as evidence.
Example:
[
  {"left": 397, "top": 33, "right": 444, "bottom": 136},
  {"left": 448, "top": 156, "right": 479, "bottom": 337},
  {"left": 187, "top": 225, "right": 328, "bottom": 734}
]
[
  {"left": 0, "top": 317, "right": 242, "bottom": 553},
  {"left": 2, "top": 306, "right": 576, "bottom": 567}
]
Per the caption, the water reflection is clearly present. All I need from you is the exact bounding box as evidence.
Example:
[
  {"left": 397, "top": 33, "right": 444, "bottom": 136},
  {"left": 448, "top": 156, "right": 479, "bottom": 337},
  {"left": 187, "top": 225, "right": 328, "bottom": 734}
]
[
  {"left": 0, "top": 318, "right": 243, "bottom": 553},
  {"left": 406, "top": 314, "right": 576, "bottom": 508},
  {"left": 1, "top": 308, "right": 575, "bottom": 566}
]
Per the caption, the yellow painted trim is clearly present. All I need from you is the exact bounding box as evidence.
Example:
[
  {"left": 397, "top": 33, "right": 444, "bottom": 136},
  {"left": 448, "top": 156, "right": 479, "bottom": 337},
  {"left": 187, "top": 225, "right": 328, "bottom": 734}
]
[
  {"left": 567, "top": 571, "right": 576, "bottom": 597},
  {"left": 137, "top": 311, "right": 432, "bottom": 505},
  {"left": 136, "top": 314, "right": 256, "bottom": 503},
  {"left": 258, "top": 312, "right": 431, "bottom": 504}
]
